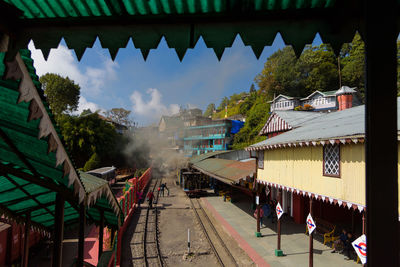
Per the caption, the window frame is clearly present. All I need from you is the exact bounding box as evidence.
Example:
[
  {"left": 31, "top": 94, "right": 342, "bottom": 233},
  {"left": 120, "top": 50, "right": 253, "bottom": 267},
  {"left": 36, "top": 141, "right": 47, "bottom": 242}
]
[{"left": 322, "top": 143, "right": 341, "bottom": 178}]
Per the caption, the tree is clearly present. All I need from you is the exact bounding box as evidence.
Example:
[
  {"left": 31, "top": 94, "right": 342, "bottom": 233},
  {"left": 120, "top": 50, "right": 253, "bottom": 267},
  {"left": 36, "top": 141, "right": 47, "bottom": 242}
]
[
  {"left": 233, "top": 97, "right": 269, "bottom": 149},
  {"left": 341, "top": 33, "right": 366, "bottom": 98},
  {"left": 80, "top": 109, "right": 92, "bottom": 116},
  {"left": 239, "top": 90, "right": 257, "bottom": 116},
  {"left": 105, "top": 108, "right": 133, "bottom": 126},
  {"left": 40, "top": 73, "right": 80, "bottom": 116},
  {"left": 83, "top": 153, "right": 101, "bottom": 172},
  {"left": 255, "top": 46, "right": 299, "bottom": 99},
  {"left": 249, "top": 83, "right": 256, "bottom": 93},
  {"left": 57, "top": 113, "right": 121, "bottom": 168},
  {"left": 217, "top": 97, "right": 229, "bottom": 111},
  {"left": 203, "top": 103, "right": 215, "bottom": 117}
]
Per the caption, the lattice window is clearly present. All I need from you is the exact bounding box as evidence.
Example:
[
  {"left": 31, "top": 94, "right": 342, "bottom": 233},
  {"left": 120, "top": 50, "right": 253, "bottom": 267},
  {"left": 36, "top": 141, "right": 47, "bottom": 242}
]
[
  {"left": 323, "top": 144, "right": 340, "bottom": 177},
  {"left": 258, "top": 151, "right": 264, "bottom": 169}
]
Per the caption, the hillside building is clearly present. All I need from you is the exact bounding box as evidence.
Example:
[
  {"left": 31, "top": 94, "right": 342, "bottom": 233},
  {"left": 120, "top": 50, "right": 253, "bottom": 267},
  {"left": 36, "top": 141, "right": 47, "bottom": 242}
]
[
  {"left": 183, "top": 119, "right": 244, "bottom": 156},
  {"left": 269, "top": 86, "right": 360, "bottom": 112}
]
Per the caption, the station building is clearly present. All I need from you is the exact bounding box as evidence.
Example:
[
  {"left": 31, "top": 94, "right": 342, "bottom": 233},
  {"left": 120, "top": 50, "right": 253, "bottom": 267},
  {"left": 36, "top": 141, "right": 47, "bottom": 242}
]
[{"left": 247, "top": 91, "right": 400, "bottom": 236}]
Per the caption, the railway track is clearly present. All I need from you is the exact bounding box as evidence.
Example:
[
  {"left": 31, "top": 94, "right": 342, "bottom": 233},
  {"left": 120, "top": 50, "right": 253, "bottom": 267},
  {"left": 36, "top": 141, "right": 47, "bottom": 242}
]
[
  {"left": 129, "top": 177, "right": 164, "bottom": 267},
  {"left": 143, "top": 178, "right": 164, "bottom": 267},
  {"left": 189, "top": 197, "right": 238, "bottom": 267}
]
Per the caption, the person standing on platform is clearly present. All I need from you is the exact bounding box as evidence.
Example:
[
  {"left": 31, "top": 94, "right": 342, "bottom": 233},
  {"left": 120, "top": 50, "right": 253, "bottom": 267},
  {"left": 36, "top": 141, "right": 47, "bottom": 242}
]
[{"left": 147, "top": 191, "right": 154, "bottom": 209}]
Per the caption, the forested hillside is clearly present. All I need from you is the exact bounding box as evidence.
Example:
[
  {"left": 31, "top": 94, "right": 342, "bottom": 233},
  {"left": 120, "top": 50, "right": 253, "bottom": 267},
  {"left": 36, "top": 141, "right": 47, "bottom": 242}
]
[{"left": 204, "top": 34, "right": 400, "bottom": 150}]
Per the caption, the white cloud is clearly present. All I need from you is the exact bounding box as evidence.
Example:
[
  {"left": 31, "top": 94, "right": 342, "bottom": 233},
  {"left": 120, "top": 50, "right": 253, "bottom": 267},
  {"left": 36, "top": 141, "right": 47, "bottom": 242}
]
[
  {"left": 130, "top": 88, "right": 180, "bottom": 123},
  {"left": 75, "top": 96, "right": 102, "bottom": 115},
  {"left": 28, "top": 41, "right": 118, "bottom": 96}
]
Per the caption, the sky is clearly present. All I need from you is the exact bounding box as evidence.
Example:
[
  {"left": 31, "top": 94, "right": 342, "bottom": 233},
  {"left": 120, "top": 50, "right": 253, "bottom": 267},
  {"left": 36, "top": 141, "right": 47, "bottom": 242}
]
[{"left": 28, "top": 33, "right": 322, "bottom": 126}]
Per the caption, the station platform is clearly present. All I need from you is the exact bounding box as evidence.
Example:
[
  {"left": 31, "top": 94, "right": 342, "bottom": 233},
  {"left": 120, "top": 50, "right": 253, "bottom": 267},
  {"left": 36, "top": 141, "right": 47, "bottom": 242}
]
[{"left": 202, "top": 195, "right": 359, "bottom": 267}]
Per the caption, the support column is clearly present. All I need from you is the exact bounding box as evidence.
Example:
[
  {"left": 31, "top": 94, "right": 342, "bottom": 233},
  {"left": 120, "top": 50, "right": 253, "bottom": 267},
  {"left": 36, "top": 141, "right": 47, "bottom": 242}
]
[
  {"left": 255, "top": 191, "right": 261, "bottom": 237},
  {"left": 98, "top": 210, "right": 104, "bottom": 261},
  {"left": 77, "top": 203, "right": 86, "bottom": 267},
  {"left": 52, "top": 194, "right": 64, "bottom": 267},
  {"left": 309, "top": 198, "right": 313, "bottom": 267},
  {"left": 275, "top": 188, "right": 283, "bottom": 257},
  {"left": 22, "top": 212, "right": 30, "bottom": 267},
  {"left": 277, "top": 189, "right": 282, "bottom": 250},
  {"left": 364, "top": 1, "right": 399, "bottom": 266}
]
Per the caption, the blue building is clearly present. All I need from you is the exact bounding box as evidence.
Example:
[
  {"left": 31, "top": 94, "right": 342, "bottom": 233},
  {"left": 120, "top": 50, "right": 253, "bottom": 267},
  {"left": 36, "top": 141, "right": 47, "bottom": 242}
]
[{"left": 183, "top": 119, "right": 244, "bottom": 156}]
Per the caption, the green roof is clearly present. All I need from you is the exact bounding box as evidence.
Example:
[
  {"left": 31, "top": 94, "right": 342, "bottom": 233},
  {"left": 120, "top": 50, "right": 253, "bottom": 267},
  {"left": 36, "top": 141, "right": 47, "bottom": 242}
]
[
  {"left": 4, "top": 0, "right": 337, "bottom": 19},
  {"left": 79, "top": 172, "right": 123, "bottom": 228},
  {"left": 191, "top": 158, "right": 256, "bottom": 184},
  {"left": 189, "top": 150, "right": 231, "bottom": 164},
  {"left": 3, "top": 0, "right": 397, "bottom": 60},
  {"left": 0, "top": 50, "right": 121, "bottom": 230}
]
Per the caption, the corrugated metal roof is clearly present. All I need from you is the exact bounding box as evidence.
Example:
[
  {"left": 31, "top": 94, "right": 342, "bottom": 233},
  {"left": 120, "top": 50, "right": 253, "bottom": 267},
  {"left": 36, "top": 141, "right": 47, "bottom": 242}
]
[
  {"left": 259, "top": 110, "right": 324, "bottom": 135},
  {"left": 87, "top": 166, "right": 116, "bottom": 174},
  {"left": 272, "top": 110, "right": 324, "bottom": 128},
  {"left": 191, "top": 158, "right": 255, "bottom": 184},
  {"left": 250, "top": 104, "right": 368, "bottom": 148},
  {"left": 189, "top": 150, "right": 231, "bottom": 164}
]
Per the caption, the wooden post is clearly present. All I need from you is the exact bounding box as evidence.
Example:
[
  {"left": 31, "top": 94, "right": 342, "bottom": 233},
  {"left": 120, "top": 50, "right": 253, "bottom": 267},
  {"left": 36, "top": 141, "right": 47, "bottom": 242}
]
[
  {"left": 77, "top": 203, "right": 86, "bottom": 267},
  {"left": 256, "top": 192, "right": 260, "bottom": 234},
  {"left": 277, "top": 189, "right": 282, "bottom": 250},
  {"left": 309, "top": 198, "right": 313, "bottom": 267},
  {"left": 22, "top": 212, "right": 30, "bottom": 267},
  {"left": 362, "top": 211, "right": 366, "bottom": 235},
  {"left": 52, "top": 193, "right": 64, "bottom": 267},
  {"left": 98, "top": 210, "right": 104, "bottom": 261},
  {"left": 111, "top": 228, "right": 116, "bottom": 245},
  {"left": 364, "top": 1, "right": 399, "bottom": 266}
]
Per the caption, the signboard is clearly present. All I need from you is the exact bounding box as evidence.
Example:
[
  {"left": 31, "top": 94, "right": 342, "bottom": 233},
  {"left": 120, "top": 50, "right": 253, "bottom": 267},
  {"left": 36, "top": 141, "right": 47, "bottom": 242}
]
[
  {"left": 352, "top": 234, "right": 367, "bottom": 264},
  {"left": 276, "top": 202, "right": 283, "bottom": 220},
  {"left": 306, "top": 213, "right": 316, "bottom": 234},
  {"left": 255, "top": 196, "right": 259, "bottom": 205}
]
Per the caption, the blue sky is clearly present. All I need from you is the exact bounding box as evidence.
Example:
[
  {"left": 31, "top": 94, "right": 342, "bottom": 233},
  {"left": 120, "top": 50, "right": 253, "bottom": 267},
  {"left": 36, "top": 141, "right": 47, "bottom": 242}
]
[{"left": 29, "top": 33, "right": 322, "bottom": 126}]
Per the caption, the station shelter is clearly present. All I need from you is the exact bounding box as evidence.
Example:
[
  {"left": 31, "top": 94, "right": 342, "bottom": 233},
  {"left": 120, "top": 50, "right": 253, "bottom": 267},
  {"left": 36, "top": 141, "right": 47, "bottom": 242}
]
[{"left": 0, "top": 49, "right": 122, "bottom": 266}]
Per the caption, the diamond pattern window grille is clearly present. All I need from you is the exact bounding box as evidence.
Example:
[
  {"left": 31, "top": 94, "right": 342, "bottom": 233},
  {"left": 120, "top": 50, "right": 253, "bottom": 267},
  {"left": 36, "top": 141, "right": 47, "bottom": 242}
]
[{"left": 323, "top": 144, "right": 340, "bottom": 176}]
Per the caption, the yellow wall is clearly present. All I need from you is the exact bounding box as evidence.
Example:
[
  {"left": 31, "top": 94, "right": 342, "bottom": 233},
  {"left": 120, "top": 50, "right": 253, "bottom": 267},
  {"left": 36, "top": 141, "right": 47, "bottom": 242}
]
[{"left": 258, "top": 143, "right": 366, "bottom": 205}]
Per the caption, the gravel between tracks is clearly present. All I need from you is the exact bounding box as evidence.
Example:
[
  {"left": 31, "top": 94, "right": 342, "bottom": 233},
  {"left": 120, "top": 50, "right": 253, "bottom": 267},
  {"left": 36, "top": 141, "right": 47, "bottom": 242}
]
[{"left": 157, "top": 174, "right": 255, "bottom": 267}]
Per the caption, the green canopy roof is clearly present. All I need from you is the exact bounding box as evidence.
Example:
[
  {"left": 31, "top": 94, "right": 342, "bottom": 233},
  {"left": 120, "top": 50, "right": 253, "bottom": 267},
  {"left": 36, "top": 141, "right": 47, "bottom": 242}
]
[
  {"left": 79, "top": 171, "right": 123, "bottom": 228},
  {"left": 0, "top": 49, "right": 121, "bottom": 231},
  {"left": 2, "top": 0, "right": 398, "bottom": 60}
]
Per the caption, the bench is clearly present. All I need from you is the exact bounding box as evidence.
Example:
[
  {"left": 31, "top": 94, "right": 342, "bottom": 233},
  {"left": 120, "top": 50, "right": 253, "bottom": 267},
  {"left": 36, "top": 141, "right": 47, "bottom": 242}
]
[{"left": 305, "top": 218, "right": 336, "bottom": 246}]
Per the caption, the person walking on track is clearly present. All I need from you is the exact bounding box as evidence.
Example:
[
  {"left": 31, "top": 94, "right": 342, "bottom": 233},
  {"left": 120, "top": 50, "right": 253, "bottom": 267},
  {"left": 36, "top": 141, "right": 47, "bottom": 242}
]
[{"left": 147, "top": 191, "right": 154, "bottom": 209}]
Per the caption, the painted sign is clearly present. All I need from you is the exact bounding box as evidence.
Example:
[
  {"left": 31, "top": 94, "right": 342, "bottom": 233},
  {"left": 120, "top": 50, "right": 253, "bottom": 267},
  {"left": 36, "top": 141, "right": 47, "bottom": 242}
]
[
  {"left": 352, "top": 234, "right": 367, "bottom": 264},
  {"left": 276, "top": 202, "right": 283, "bottom": 220},
  {"left": 306, "top": 213, "right": 316, "bottom": 234}
]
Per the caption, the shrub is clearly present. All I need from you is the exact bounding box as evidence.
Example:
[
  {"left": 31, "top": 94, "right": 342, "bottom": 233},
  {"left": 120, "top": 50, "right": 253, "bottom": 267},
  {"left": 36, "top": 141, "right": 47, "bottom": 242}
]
[{"left": 83, "top": 153, "right": 101, "bottom": 172}]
